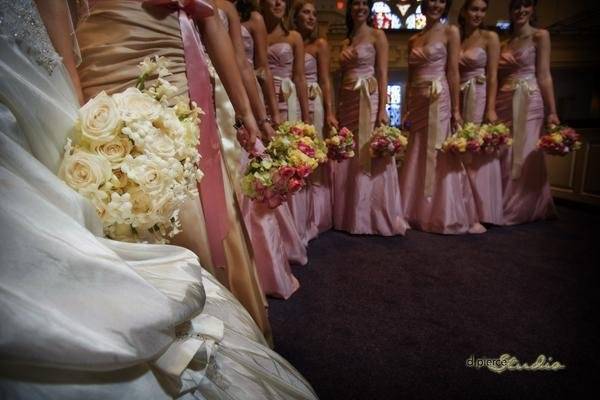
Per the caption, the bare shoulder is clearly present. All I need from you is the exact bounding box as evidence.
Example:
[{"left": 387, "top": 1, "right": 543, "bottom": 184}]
[
  {"left": 289, "top": 30, "right": 303, "bottom": 45},
  {"left": 445, "top": 24, "right": 460, "bottom": 38},
  {"left": 249, "top": 10, "right": 265, "bottom": 25},
  {"left": 483, "top": 29, "right": 500, "bottom": 46},
  {"left": 533, "top": 28, "right": 550, "bottom": 42},
  {"left": 315, "top": 37, "right": 329, "bottom": 52}
]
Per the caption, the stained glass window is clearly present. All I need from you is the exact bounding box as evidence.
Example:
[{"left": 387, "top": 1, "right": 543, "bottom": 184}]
[
  {"left": 372, "top": 1, "right": 438, "bottom": 30},
  {"left": 386, "top": 84, "right": 403, "bottom": 127}
]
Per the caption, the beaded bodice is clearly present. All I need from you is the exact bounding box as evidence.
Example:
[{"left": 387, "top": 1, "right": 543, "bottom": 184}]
[{"left": 0, "top": 0, "right": 62, "bottom": 74}]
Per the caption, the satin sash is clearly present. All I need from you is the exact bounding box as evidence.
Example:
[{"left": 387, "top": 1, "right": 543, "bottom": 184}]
[
  {"left": 144, "top": 0, "right": 229, "bottom": 269},
  {"left": 505, "top": 76, "right": 538, "bottom": 179},
  {"left": 308, "top": 82, "right": 325, "bottom": 185},
  {"left": 412, "top": 77, "right": 444, "bottom": 197},
  {"left": 308, "top": 82, "right": 324, "bottom": 139},
  {"left": 460, "top": 75, "right": 486, "bottom": 124},
  {"left": 278, "top": 76, "right": 300, "bottom": 122},
  {"left": 350, "top": 75, "right": 377, "bottom": 174}
]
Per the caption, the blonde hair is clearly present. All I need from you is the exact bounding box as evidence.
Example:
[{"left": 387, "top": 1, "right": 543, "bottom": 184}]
[{"left": 289, "top": 0, "right": 318, "bottom": 42}]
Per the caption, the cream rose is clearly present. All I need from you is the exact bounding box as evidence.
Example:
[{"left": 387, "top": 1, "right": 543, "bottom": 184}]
[
  {"left": 114, "top": 87, "right": 162, "bottom": 122},
  {"left": 59, "top": 146, "right": 113, "bottom": 193},
  {"left": 79, "top": 91, "right": 121, "bottom": 144},
  {"left": 94, "top": 135, "right": 133, "bottom": 168},
  {"left": 143, "top": 132, "right": 177, "bottom": 160}
]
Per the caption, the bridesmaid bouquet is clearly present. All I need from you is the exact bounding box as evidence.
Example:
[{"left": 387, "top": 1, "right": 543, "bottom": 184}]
[
  {"left": 325, "top": 126, "right": 355, "bottom": 161},
  {"left": 241, "top": 154, "right": 304, "bottom": 208},
  {"left": 59, "top": 57, "right": 203, "bottom": 243},
  {"left": 241, "top": 121, "right": 326, "bottom": 207},
  {"left": 441, "top": 123, "right": 483, "bottom": 154},
  {"left": 478, "top": 122, "right": 512, "bottom": 153},
  {"left": 538, "top": 125, "right": 582, "bottom": 156},
  {"left": 369, "top": 125, "right": 408, "bottom": 157}
]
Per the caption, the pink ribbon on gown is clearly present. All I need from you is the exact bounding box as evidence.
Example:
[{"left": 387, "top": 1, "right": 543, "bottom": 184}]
[{"left": 144, "top": 0, "right": 229, "bottom": 269}]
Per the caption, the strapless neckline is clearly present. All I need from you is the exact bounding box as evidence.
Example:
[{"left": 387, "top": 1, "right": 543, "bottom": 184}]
[
  {"left": 412, "top": 41, "right": 446, "bottom": 52},
  {"left": 461, "top": 46, "right": 485, "bottom": 56},
  {"left": 269, "top": 41, "right": 292, "bottom": 51}
]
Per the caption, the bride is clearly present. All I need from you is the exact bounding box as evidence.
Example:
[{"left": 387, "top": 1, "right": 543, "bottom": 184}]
[{"left": 0, "top": 1, "right": 317, "bottom": 398}]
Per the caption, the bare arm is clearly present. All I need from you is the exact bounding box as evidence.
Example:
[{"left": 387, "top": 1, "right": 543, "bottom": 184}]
[
  {"left": 197, "top": 8, "right": 258, "bottom": 149},
  {"left": 219, "top": 2, "right": 274, "bottom": 140},
  {"left": 316, "top": 39, "right": 338, "bottom": 132},
  {"left": 484, "top": 31, "right": 500, "bottom": 122},
  {"left": 290, "top": 31, "right": 310, "bottom": 122},
  {"left": 535, "top": 29, "right": 560, "bottom": 125},
  {"left": 250, "top": 12, "right": 281, "bottom": 126},
  {"left": 446, "top": 25, "right": 463, "bottom": 127},
  {"left": 35, "top": 0, "right": 84, "bottom": 105},
  {"left": 373, "top": 29, "right": 389, "bottom": 126}
]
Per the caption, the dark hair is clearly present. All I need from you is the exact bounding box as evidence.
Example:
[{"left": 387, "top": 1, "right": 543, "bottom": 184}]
[
  {"left": 458, "top": 0, "right": 489, "bottom": 39},
  {"left": 509, "top": 0, "right": 538, "bottom": 32},
  {"left": 345, "top": 0, "right": 374, "bottom": 39},
  {"left": 421, "top": 0, "right": 453, "bottom": 19},
  {"left": 236, "top": 0, "right": 258, "bottom": 23},
  {"left": 290, "top": 0, "right": 318, "bottom": 42}
]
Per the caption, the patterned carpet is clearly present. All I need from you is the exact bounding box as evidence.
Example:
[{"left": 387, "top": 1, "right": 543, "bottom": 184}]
[{"left": 269, "top": 204, "right": 599, "bottom": 399}]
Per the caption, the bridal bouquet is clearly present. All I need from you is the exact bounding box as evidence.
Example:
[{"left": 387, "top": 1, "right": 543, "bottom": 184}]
[
  {"left": 241, "top": 121, "right": 326, "bottom": 207},
  {"left": 59, "top": 57, "right": 203, "bottom": 243},
  {"left": 369, "top": 125, "right": 408, "bottom": 157},
  {"left": 441, "top": 123, "right": 483, "bottom": 154},
  {"left": 479, "top": 122, "right": 512, "bottom": 153},
  {"left": 325, "top": 126, "right": 355, "bottom": 161},
  {"left": 538, "top": 125, "right": 582, "bottom": 156}
]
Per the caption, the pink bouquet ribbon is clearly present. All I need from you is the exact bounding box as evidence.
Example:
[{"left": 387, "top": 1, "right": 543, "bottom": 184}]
[{"left": 144, "top": 0, "right": 229, "bottom": 269}]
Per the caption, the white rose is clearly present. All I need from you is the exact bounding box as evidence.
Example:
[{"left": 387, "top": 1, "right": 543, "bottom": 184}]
[
  {"left": 79, "top": 91, "right": 121, "bottom": 145},
  {"left": 59, "top": 145, "right": 113, "bottom": 193},
  {"left": 94, "top": 135, "right": 133, "bottom": 168},
  {"left": 114, "top": 87, "right": 162, "bottom": 122},
  {"left": 121, "top": 154, "right": 174, "bottom": 197},
  {"left": 143, "top": 132, "right": 177, "bottom": 160}
]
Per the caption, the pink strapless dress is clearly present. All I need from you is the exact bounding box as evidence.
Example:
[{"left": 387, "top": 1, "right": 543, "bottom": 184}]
[
  {"left": 496, "top": 45, "right": 555, "bottom": 225},
  {"left": 459, "top": 47, "right": 504, "bottom": 225},
  {"left": 216, "top": 12, "right": 299, "bottom": 298},
  {"left": 333, "top": 42, "right": 408, "bottom": 236},
  {"left": 268, "top": 42, "right": 315, "bottom": 248},
  {"left": 305, "top": 52, "right": 333, "bottom": 235},
  {"left": 399, "top": 42, "right": 479, "bottom": 234}
]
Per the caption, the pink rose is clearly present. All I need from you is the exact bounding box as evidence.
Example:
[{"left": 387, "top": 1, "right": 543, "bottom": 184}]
[
  {"left": 288, "top": 177, "right": 303, "bottom": 192},
  {"left": 279, "top": 165, "right": 296, "bottom": 179}
]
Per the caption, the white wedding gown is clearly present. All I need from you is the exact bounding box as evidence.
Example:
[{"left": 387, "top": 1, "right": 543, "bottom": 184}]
[{"left": 0, "top": 2, "right": 317, "bottom": 399}]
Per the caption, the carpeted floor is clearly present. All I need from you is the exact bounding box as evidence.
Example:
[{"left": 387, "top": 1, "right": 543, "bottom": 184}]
[{"left": 268, "top": 204, "right": 600, "bottom": 400}]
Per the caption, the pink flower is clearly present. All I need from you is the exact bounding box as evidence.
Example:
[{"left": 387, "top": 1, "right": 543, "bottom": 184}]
[
  {"left": 288, "top": 178, "right": 303, "bottom": 192},
  {"left": 298, "top": 142, "right": 316, "bottom": 157},
  {"left": 290, "top": 126, "right": 303, "bottom": 136},
  {"left": 296, "top": 165, "right": 312, "bottom": 178},
  {"left": 279, "top": 165, "right": 295, "bottom": 180}
]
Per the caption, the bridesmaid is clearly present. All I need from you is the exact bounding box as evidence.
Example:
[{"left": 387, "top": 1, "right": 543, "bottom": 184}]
[
  {"left": 290, "top": 0, "right": 337, "bottom": 235},
  {"left": 235, "top": 0, "right": 282, "bottom": 130},
  {"left": 262, "top": 0, "right": 317, "bottom": 246},
  {"left": 216, "top": 0, "right": 300, "bottom": 298},
  {"left": 497, "top": 0, "right": 557, "bottom": 225},
  {"left": 399, "top": 0, "right": 484, "bottom": 234},
  {"left": 458, "top": 0, "right": 503, "bottom": 225},
  {"left": 333, "top": 0, "right": 408, "bottom": 236},
  {"left": 76, "top": 0, "right": 272, "bottom": 339}
]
